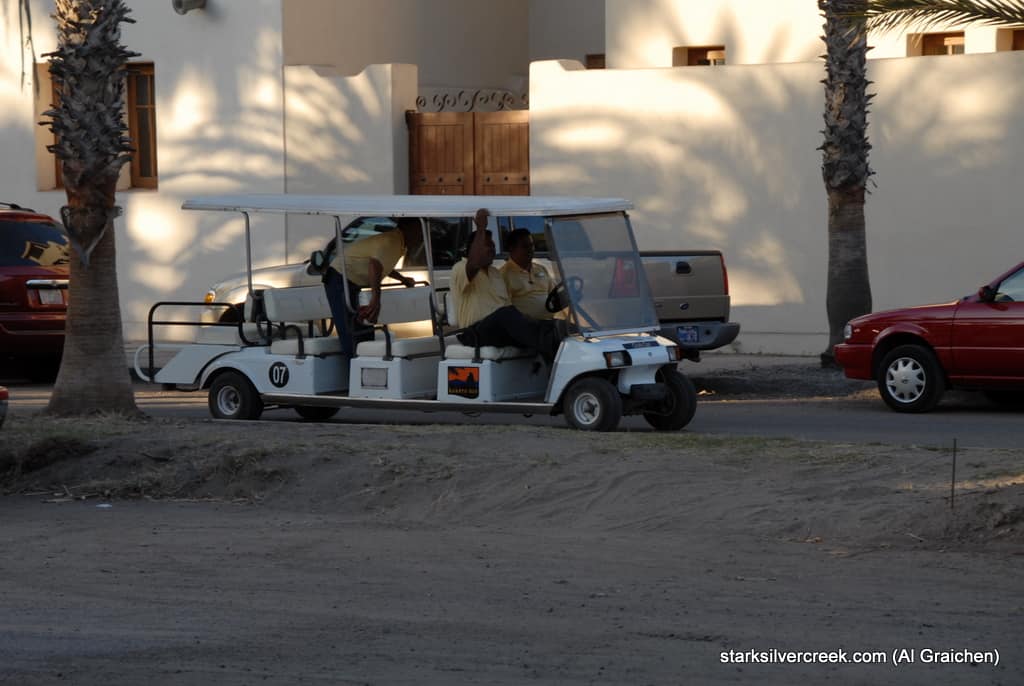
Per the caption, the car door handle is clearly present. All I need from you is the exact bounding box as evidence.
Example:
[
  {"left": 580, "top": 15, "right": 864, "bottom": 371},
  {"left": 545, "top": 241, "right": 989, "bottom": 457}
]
[{"left": 675, "top": 261, "right": 692, "bottom": 275}]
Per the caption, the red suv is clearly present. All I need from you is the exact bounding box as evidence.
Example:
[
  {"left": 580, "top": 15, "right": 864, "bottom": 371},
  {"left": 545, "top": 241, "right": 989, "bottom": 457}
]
[{"left": 0, "top": 203, "right": 69, "bottom": 379}]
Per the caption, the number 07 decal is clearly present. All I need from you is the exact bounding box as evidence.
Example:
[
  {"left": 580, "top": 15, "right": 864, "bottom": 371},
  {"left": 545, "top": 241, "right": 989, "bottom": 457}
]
[{"left": 269, "top": 362, "right": 290, "bottom": 388}]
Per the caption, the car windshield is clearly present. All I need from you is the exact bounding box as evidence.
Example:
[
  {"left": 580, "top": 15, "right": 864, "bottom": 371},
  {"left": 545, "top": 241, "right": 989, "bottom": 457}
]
[
  {"left": 0, "top": 220, "right": 69, "bottom": 267},
  {"left": 548, "top": 212, "right": 658, "bottom": 334}
]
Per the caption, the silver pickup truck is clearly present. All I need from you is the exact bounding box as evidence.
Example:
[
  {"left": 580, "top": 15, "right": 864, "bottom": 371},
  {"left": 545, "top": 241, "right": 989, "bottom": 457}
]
[{"left": 203, "top": 215, "right": 739, "bottom": 360}]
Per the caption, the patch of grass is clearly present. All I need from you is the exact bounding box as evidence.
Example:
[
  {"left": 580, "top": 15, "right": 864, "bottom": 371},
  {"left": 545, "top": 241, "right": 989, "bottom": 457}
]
[
  {"left": 219, "top": 448, "right": 274, "bottom": 480},
  {"left": 17, "top": 436, "right": 98, "bottom": 473}
]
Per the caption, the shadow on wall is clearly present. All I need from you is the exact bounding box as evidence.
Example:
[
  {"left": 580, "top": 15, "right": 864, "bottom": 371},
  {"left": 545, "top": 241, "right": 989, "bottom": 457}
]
[
  {"left": 0, "top": 3, "right": 296, "bottom": 342},
  {"left": 121, "top": 58, "right": 416, "bottom": 337},
  {"left": 529, "top": 50, "right": 1024, "bottom": 354},
  {"left": 531, "top": 59, "right": 821, "bottom": 317},
  {"left": 612, "top": 0, "right": 825, "bottom": 67}
]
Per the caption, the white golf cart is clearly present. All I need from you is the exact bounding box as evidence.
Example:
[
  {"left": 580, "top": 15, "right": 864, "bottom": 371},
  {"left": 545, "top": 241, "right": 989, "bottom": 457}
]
[{"left": 136, "top": 195, "right": 696, "bottom": 432}]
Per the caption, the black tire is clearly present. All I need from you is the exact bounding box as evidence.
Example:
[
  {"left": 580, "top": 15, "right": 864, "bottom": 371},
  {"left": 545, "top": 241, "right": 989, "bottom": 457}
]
[
  {"left": 643, "top": 368, "right": 697, "bottom": 431},
  {"left": 26, "top": 357, "right": 61, "bottom": 383},
  {"left": 294, "top": 406, "right": 340, "bottom": 421},
  {"left": 219, "top": 305, "right": 242, "bottom": 324},
  {"left": 208, "top": 371, "right": 264, "bottom": 420},
  {"left": 877, "top": 344, "right": 944, "bottom": 413},
  {"left": 984, "top": 391, "right": 1024, "bottom": 408},
  {"left": 562, "top": 377, "right": 622, "bottom": 432}
]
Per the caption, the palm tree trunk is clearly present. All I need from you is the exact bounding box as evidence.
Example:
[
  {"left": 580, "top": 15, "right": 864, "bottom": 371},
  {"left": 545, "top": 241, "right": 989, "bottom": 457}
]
[
  {"left": 820, "top": 0, "right": 874, "bottom": 366},
  {"left": 48, "top": 215, "right": 138, "bottom": 415},
  {"left": 825, "top": 187, "right": 872, "bottom": 355},
  {"left": 42, "top": 0, "right": 139, "bottom": 416}
]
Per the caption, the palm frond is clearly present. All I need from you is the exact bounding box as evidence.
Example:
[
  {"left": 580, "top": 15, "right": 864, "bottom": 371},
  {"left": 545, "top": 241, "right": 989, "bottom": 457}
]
[{"left": 862, "top": 0, "right": 1024, "bottom": 33}]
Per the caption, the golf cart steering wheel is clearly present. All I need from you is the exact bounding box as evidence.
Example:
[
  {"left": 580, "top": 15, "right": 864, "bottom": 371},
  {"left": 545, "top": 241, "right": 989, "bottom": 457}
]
[{"left": 546, "top": 276, "right": 584, "bottom": 313}]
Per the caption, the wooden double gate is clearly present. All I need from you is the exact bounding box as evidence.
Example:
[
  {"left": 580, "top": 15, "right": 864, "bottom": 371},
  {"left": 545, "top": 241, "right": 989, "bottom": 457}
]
[{"left": 407, "top": 111, "right": 529, "bottom": 196}]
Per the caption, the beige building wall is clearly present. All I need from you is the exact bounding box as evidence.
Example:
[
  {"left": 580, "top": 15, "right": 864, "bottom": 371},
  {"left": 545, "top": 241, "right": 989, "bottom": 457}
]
[
  {"left": 2, "top": 0, "right": 288, "bottom": 342},
  {"left": 282, "top": 0, "right": 529, "bottom": 90},
  {"left": 606, "top": 0, "right": 1023, "bottom": 67},
  {"left": 283, "top": 63, "right": 418, "bottom": 261},
  {"left": 530, "top": 52, "right": 1024, "bottom": 354},
  {"left": 605, "top": 0, "right": 825, "bottom": 68},
  {"left": 529, "top": 0, "right": 605, "bottom": 64}
]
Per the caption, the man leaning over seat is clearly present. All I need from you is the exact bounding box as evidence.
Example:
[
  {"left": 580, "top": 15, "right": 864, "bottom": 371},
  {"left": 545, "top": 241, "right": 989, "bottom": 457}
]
[
  {"left": 451, "top": 209, "right": 564, "bottom": 364},
  {"left": 323, "top": 220, "right": 419, "bottom": 358}
]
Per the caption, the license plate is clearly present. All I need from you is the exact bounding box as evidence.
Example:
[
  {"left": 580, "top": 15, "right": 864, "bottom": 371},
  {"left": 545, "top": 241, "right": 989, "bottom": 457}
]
[
  {"left": 676, "top": 325, "right": 699, "bottom": 344},
  {"left": 37, "top": 289, "right": 64, "bottom": 305}
]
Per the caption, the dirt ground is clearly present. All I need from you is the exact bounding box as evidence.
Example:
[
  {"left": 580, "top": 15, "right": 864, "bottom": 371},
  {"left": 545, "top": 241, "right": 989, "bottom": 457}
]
[{"left": 1, "top": 364, "right": 1021, "bottom": 685}]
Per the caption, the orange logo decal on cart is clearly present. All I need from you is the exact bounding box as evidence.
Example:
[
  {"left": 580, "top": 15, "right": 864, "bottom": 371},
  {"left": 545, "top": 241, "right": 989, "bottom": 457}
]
[{"left": 447, "top": 366, "right": 480, "bottom": 398}]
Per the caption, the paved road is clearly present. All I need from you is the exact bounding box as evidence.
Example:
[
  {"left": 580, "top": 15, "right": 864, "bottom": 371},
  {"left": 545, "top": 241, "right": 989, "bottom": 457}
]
[{"left": 6, "top": 382, "right": 1021, "bottom": 450}]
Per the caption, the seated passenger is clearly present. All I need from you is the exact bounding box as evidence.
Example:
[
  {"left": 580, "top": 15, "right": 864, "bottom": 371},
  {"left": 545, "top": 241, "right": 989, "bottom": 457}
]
[
  {"left": 451, "top": 209, "right": 563, "bottom": 364},
  {"left": 499, "top": 228, "right": 556, "bottom": 320}
]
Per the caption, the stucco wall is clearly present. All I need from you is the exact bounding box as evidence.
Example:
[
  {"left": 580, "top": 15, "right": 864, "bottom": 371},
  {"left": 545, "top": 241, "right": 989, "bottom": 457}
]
[
  {"left": 2, "top": 0, "right": 287, "bottom": 342},
  {"left": 529, "top": 0, "right": 605, "bottom": 64},
  {"left": 282, "top": 0, "right": 529, "bottom": 90},
  {"left": 606, "top": 0, "right": 1017, "bottom": 67},
  {"left": 283, "top": 63, "right": 418, "bottom": 261},
  {"left": 606, "top": 0, "right": 826, "bottom": 67},
  {"left": 530, "top": 52, "right": 1024, "bottom": 354}
]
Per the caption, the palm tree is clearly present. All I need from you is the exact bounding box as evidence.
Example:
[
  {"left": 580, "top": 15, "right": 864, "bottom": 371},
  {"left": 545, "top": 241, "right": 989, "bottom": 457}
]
[
  {"left": 38, "top": 0, "right": 140, "bottom": 415},
  {"left": 819, "top": 0, "right": 875, "bottom": 367},
  {"left": 862, "top": 0, "right": 1024, "bottom": 32}
]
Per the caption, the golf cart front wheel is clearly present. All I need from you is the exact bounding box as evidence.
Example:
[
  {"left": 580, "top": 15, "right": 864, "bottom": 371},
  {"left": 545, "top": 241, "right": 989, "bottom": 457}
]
[
  {"left": 563, "top": 377, "right": 622, "bottom": 432},
  {"left": 209, "top": 371, "right": 264, "bottom": 420},
  {"left": 643, "top": 368, "right": 697, "bottom": 431}
]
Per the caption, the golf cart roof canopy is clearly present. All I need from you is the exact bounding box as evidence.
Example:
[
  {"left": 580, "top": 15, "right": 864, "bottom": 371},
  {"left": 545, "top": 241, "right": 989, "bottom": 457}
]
[{"left": 182, "top": 194, "right": 632, "bottom": 218}]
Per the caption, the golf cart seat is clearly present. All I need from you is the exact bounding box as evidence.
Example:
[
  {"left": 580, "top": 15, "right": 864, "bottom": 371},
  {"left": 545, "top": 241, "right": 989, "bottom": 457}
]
[
  {"left": 435, "top": 286, "right": 545, "bottom": 403},
  {"left": 349, "top": 284, "right": 441, "bottom": 399},
  {"left": 439, "top": 288, "right": 532, "bottom": 362},
  {"left": 260, "top": 286, "right": 343, "bottom": 356},
  {"left": 442, "top": 341, "right": 533, "bottom": 361}
]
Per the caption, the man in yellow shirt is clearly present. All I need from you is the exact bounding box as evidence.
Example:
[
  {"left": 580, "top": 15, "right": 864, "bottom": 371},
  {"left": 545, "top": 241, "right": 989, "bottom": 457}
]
[
  {"left": 499, "top": 228, "right": 555, "bottom": 320},
  {"left": 324, "top": 219, "right": 418, "bottom": 357},
  {"left": 451, "top": 209, "right": 563, "bottom": 364}
]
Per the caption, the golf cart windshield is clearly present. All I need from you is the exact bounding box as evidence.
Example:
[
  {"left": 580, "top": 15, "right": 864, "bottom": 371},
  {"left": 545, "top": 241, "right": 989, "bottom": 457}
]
[{"left": 549, "top": 212, "right": 658, "bottom": 334}]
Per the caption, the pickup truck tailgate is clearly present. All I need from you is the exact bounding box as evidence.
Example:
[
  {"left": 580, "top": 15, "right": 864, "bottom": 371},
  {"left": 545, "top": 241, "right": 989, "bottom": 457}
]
[
  {"left": 641, "top": 251, "right": 739, "bottom": 356},
  {"left": 643, "top": 251, "right": 730, "bottom": 322}
]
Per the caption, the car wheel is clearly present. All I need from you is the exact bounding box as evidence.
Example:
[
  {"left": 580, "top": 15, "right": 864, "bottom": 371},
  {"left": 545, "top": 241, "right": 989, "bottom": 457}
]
[
  {"left": 877, "top": 345, "right": 944, "bottom": 413},
  {"left": 643, "top": 368, "right": 697, "bottom": 431},
  {"left": 294, "top": 406, "right": 339, "bottom": 421},
  {"left": 563, "top": 377, "right": 622, "bottom": 432},
  {"left": 208, "top": 371, "right": 264, "bottom": 420}
]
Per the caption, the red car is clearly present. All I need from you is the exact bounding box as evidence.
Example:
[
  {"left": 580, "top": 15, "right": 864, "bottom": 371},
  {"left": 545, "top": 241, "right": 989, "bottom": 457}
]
[
  {"left": 0, "top": 203, "right": 69, "bottom": 379},
  {"left": 835, "top": 262, "right": 1024, "bottom": 412}
]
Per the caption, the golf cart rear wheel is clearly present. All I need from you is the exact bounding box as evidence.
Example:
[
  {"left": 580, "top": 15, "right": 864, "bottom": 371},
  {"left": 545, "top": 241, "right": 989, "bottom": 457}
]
[
  {"left": 563, "top": 377, "right": 622, "bottom": 432},
  {"left": 294, "top": 406, "right": 340, "bottom": 421},
  {"left": 209, "top": 371, "right": 264, "bottom": 420},
  {"left": 643, "top": 368, "right": 697, "bottom": 431}
]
